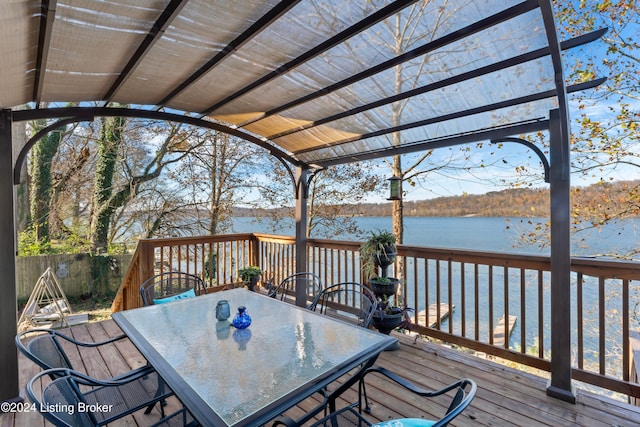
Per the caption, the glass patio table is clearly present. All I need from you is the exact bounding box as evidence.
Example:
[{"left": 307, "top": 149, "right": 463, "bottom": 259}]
[{"left": 112, "top": 287, "right": 397, "bottom": 427}]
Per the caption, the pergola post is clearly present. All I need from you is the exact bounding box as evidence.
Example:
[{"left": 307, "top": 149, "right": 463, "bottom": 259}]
[
  {"left": 546, "top": 108, "right": 576, "bottom": 402},
  {"left": 0, "top": 109, "right": 20, "bottom": 403},
  {"left": 294, "top": 166, "right": 309, "bottom": 307}
]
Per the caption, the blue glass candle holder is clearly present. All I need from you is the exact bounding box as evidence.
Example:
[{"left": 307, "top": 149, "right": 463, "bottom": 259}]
[{"left": 232, "top": 306, "right": 251, "bottom": 329}]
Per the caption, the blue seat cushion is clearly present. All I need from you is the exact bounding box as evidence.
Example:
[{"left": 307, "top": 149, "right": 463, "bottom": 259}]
[
  {"left": 374, "top": 419, "right": 436, "bottom": 427},
  {"left": 153, "top": 288, "right": 196, "bottom": 304}
]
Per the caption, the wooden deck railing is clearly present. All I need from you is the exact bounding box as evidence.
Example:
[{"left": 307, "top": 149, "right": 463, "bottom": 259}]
[{"left": 112, "top": 233, "right": 640, "bottom": 401}]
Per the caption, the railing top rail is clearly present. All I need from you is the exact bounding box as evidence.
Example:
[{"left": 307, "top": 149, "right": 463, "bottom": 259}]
[
  {"left": 138, "top": 233, "right": 255, "bottom": 247},
  {"left": 129, "top": 233, "right": 640, "bottom": 283}
]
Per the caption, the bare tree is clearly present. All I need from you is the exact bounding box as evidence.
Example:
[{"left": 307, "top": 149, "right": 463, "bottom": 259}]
[
  {"left": 259, "top": 161, "right": 383, "bottom": 238},
  {"left": 88, "top": 117, "right": 204, "bottom": 252}
]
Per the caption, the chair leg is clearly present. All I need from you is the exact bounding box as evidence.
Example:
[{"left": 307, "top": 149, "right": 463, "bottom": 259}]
[
  {"left": 145, "top": 376, "right": 167, "bottom": 417},
  {"left": 360, "top": 380, "right": 372, "bottom": 414}
]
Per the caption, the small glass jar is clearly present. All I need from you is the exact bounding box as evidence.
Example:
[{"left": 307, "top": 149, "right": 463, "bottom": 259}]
[
  {"left": 232, "top": 306, "right": 252, "bottom": 329},
  {"left": 215, "top": 300, "right": 231, "bottom": 321}
]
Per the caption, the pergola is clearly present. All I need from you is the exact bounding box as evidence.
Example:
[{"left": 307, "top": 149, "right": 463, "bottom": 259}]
[{"left": 0, "top": 0, "right": 604, "bottom": 405}]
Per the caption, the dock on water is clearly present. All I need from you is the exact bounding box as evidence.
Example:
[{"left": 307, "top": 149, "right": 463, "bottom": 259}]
[
  {"left": 493, "top": 315, "right": 517, "bottom": 347},
  {"left": 417, "top": 303, "right": 453, "bottom": 327}
]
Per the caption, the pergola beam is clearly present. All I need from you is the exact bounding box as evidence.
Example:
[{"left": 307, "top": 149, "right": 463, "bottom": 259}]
[
  {"left": 11, "top": 106, "right": 304, "bottom": 170},
  {"left": 267, "top": 30, "right": 607, "bottom": 141},
  {"left": 102, "top": 0, "right": 190, "bottom": 104},
  {"left": 199, "top": 0, "right": 419, "bottom": 116},
  {"left": 156, "top": 0, "right": 302, "bottom": 109},
  {"left": 33, "top": 0, "right": 57, "bottom": 105},
  {"left": 241, "top": 0, "right": 540, "bottom": 128},
  {"left": 295, "top": 78, "right": 604, "bottom": 166}
]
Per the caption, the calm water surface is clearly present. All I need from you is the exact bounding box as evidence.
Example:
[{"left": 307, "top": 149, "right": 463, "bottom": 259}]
[{"left": 233, "top": 216, "right": 640, "bottom": 257}]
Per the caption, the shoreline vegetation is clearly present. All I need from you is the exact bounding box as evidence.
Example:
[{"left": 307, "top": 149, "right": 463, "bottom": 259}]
[{"left": 233, "top": 180, "right": 640, "bottom": 218}]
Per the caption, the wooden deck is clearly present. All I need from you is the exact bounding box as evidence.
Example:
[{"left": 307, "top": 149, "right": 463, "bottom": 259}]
[{"left": 4, "top": 319, "right": 640, "bottom": 427}]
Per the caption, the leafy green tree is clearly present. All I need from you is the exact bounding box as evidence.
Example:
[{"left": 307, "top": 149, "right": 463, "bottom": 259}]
[{"left": 556, "top": 0, "right": 639, "bottom": 226}]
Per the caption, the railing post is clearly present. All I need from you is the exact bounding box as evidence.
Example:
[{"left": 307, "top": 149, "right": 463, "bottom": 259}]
[
  {"left": 546, "top": 108, "right": 576, "bottom": 402},
  {"left": 295, "top": 167, "right": 309, "bottom": 307},
  {"left": 630, "top": 331, "right": 640, "bottom": 406},
  {"left": 249, "top": 234, "right": 260, "bottom": 269},
  {"left": 0, "top": 109, "right": 20, "bottom": 403},
  {"left": 137, "top": 240, "right": 154, "bottom": 305}
]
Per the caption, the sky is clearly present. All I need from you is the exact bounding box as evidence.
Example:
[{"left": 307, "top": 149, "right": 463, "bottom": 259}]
[
  {"left": 375, "top": 86, "right": 640, "bottom": 202},
  {"left": 368, "top": 2, "right": 640, "bottom": 203}
]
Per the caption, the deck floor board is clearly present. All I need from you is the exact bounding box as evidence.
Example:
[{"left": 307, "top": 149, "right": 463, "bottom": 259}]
[{"left": 4, "top": 319, "right": 640, "bottom": 426}]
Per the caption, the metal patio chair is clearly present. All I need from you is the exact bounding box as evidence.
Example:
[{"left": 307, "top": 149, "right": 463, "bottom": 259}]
[
  {"left": 308, "top": 282, "right": 376, "bottom": 328},
  {"left": 267, "top": 272, "right": 323, "bottom": 307},
  {"left": 16, "top": 328, "right": 146, "bottom": 380},
  {"left": 292, "top": 370, "right": 476, "bottom": 427},
  {"left": 16, "top": 328, "right": 171, "bottom": 416},
  {"left": 140, "top": 271, "right": 208, "bottom": 306},
  {"left": 26, "top": 368, "right": 188, "bottom": 427}
]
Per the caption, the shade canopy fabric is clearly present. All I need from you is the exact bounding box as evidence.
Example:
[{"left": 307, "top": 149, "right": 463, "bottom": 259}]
[{"left": 0, "top": 0, "right": 603, "bottom": 169}]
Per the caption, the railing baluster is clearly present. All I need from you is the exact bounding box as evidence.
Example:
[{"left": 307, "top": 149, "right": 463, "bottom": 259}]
[
  {"left": 577, "top": 272, "right": 584, "bottom": 370},
  {"left": 461, "top": 262, "right": 466, "bottom": 338},
  {"left": 489, "top": 265, "right": 494, "bottom": 345},
  {"left": 474, "top": 263, "right": 479, "bottom": 342},
  {"left": 520, "top": 269, "right": 526, "bottom": 354},
  {"left": 599, "top": 277, "right": 606, "bottom": 375},
  {"left": 436, "top": 259, "right": 441, "bottom": 329},
  {"left": 623, "top": 278, "right": 630, "bottom": 382},
  {"left": 538, "top": 272, "right": 544, "bottom": 358},
  {"left": 503, "top": 266, "right": 509, "bottom": 349}
]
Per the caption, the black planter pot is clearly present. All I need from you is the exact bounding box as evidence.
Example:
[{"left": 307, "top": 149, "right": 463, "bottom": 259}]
[
  {"left": 368, "top": 277, "right": 400, "bottom": 299},
  {"left": 373, "top": 245, "right": 397, "bottom": 278},
  {"left": 372, "top": 309, "right": 404, "bottom": 335},
  {"left": 374, "top": 246, "right": 397, "bottom": 270},
  {"left": 245, "top": 275, "right": 259, "bottom": 291}
]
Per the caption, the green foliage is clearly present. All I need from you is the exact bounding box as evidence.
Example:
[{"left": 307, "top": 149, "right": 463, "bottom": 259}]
[
  {"left": 18, "top": 227, "right": 52, "bottom": 255},
  {"left": 18, "top": 226, "right": 90, "bottom": 255},
  {"left": 238, "top": 265, "right": 262, "bottom": 281},
  {"left": 360, "top": 229, "right": 397, "bottom": 280},
  {"left": 204, "top": 253, "right": 217, "bottom": 280}
]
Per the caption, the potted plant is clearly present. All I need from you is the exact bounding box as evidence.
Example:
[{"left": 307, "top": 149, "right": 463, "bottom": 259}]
[
  {"left": 360, "top": 229, "right": 397, "bottom": 278},
  {"left": 368, "top": 276, "right": 400, "bottom": 299},
  {"left": 371, "top": 296, "right": 413, "bottom": 336},
  {"left": 238, "top": 265, "right": 261, "bottom": 291},
  {"left": 360, "top": 229, "right": 399, "bottom": 296}
]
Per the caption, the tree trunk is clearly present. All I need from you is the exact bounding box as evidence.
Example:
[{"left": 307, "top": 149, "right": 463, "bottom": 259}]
[
  {"left": 29, "top": 121, "right": 62, "bottom": 243},
  {"left": 90, "top": 117, "right": 123, "bottom": 253}
]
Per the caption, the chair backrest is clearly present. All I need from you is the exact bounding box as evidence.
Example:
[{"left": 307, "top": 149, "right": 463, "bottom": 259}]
[
  {"left": 434, "top": 378, "right": 477, "bottom": 427},
  {"left": 268, "top": 272, "right": 323, "bottom": 306},
  {"left": 27, "top": 369, "right": 98, "bottom": 426},
  {"left": 140, "top": 271, "right": 207, "bottom": 306},
  {"left": 27, "top": 367, "right": 173, "bottom": 427},
  {"left": 308, "top": 282, "right": 376, "bottom": 328},
  {"left": 15, "top": 330, "right": 75, "bottom": 376}
]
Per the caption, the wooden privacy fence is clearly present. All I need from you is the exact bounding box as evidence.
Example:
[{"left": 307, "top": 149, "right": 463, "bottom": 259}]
[{"left": 112, "top": 233, "right": 640, "bottom": 401}]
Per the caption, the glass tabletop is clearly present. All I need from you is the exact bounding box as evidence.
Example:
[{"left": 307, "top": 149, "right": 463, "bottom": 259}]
[{"left": 113, "top": 288, "right": 396, "bottom": 426}]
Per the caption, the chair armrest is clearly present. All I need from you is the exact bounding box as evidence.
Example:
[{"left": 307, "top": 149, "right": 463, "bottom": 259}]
[
  {"left": 271, "top": 415, "right": 299, "bottom": 426},
  {"left": 51, "top": 330, "right": 128, "bottom": 347},
  {"left": 361, "top": 366, "right": 466, "bottom": 398},
  {"left": 361, "top": 366, "right": 431, "bottom": 395}
]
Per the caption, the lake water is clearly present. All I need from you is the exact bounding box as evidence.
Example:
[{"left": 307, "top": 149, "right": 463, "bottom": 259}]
[
  {"left": 232, "top": 216, "right": 640, "bottom": 258},
  {"left": 232, "top": 215, "right": 639, "bottom": 377}
]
